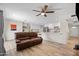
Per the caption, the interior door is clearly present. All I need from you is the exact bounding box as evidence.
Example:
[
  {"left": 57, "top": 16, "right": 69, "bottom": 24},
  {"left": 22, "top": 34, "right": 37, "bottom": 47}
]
[{"left": 0, "top": 10, "right": 6, "bottom": 56}]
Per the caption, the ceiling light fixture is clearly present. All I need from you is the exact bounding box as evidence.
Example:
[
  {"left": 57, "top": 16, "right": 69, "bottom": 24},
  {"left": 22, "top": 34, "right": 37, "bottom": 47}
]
[{"left": 41, "top": 13, "right": 45, "bottom": 15}]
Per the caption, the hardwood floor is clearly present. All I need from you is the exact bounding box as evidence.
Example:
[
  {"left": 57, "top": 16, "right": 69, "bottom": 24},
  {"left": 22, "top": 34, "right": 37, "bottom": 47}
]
[{"left": 4, "top": 37, "right": 79, "bottom": 56}]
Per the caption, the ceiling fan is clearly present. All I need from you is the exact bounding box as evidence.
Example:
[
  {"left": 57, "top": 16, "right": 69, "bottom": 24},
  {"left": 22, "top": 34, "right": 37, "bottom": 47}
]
[{"left": 33, "top": 5, "right": 55, "bottom": 17}]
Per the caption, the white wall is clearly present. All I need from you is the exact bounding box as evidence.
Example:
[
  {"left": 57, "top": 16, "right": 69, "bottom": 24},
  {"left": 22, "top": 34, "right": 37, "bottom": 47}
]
[
  {"left": 4, "top": 19, "right": 22, "bottom": 40},
  {"left": 30, "top": 23, "right": 43, "bottom": 32},
  {"left": 41, "top": 20, "right": 69, "bottom": 44}
]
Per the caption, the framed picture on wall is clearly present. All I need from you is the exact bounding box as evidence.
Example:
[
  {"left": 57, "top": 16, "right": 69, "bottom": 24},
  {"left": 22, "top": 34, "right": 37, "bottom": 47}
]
[
  {"left": 43, "top": 27, "right": 49, "bottom": 32},
  {"left": 11, "top": 24, "right": 17, "bottom": 30},
  {"left": 54, "top": 26, "right": 60, "bottom": 33}
]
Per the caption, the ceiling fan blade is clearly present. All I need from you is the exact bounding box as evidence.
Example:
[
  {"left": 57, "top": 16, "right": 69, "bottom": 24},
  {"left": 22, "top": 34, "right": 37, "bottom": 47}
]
[
  {"left": 46, "top": 11, "right": 54, "bottom": 13},
  {"left": 44, "top": 5, "right": 48, "bottom": 11},
  {"left": 36, "top": 13, "right": 41, "bottom": 16},
  {"left": 41, "top": 7, "right": 44, "bottom": 12},
  {"left": 33, "top": 10, "right": 40, "bottom": 12},
  {"left": 48, "top": 8, "right": 62, "bottom": 10},
  {"left": 41, "top": 5, "right": 48, "bottom": 12},
  {"left": 71, "top": 15, "right": 76, "bottom": 17}
]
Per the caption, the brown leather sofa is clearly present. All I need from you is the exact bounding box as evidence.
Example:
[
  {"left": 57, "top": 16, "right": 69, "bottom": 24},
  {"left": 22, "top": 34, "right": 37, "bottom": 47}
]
[{"left": 15, "top": 32, "right": 43, "bottom": 51}]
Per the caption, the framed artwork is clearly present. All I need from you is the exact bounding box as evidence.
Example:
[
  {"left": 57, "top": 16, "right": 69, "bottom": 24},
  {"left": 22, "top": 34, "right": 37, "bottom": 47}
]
[
  {"left": 54, "top": 26, "right": 60, "bottom": 33},
  {"left": 11, "top": 24, "right": 16, "bottom": 30},
  {"left": 43, "top": 27, "right": 49, "bottom": 32}
]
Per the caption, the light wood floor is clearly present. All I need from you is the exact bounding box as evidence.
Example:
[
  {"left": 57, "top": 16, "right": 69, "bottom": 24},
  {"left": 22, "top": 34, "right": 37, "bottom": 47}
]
[{"left": 4, "top": 37, "right": 79, "bottom": 56}]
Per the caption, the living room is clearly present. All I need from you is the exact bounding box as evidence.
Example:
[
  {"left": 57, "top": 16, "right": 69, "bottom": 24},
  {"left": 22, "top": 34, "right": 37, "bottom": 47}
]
[{"left": 0, "top": 3, "right": 79, "bottom": 56}]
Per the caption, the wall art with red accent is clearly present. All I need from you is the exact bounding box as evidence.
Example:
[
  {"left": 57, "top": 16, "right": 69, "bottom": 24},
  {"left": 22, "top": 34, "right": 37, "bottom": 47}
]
[{"left": 11, "top": 24, "right": 17, "bottom": 30}]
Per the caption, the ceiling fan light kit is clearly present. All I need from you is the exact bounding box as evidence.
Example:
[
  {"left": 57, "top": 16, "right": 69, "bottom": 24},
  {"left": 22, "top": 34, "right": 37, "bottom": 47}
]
[{"left": 41, "top": 13, "right": 45, "bottom": 16}]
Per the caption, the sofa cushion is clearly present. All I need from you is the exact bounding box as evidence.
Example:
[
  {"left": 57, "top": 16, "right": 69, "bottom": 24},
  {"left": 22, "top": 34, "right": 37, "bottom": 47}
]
[
  {"left": 32, "top": 37, "right": 42, "bottom": 40},
  {"left": 15, "top": 32, "right": 30, "bottom": 39},
  {"left": 16, "top": 40, "right": 21, "bottom": 43},
  {"left": 20, "top": 39, "right": 31, "bottom": 43},
  {"left": 18, "top": 37, "right": 31, "bottom": 41}
]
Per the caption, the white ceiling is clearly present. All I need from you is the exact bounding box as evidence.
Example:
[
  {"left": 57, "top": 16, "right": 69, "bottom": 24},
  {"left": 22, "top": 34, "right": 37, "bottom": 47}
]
[{"left": 0, "top": 3, "right": 75, "bottom": 25}]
